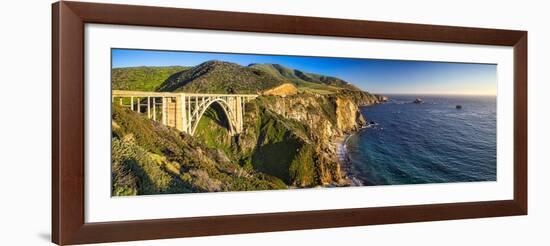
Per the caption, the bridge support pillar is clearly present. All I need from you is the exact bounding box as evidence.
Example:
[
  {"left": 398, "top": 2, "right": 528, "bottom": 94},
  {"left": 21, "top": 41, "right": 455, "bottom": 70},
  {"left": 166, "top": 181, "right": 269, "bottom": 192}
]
[
  {"left": 180, "top": 94, "right": 188, "bottom": 134},
  {"left": 161, "top": 97, "right": 167, "bottom": 125},
  {"left": 235, "top": 96, "right": 243, "bottom": 134}
]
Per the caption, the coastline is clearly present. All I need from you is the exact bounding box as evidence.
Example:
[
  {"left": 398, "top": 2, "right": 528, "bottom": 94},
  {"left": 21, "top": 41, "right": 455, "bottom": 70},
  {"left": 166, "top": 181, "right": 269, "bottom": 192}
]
[
  {"left": 334, "top": 98, "right": 385, "bottom": 187},
  {"left": 334, "top": 99, "right": 385, "bottom": 187},
  {"left": 335, "top": 132, "right": 364, "bottom": 186},
  {"left": 332, "top": 95, "right": 497, "bottom": 187}
]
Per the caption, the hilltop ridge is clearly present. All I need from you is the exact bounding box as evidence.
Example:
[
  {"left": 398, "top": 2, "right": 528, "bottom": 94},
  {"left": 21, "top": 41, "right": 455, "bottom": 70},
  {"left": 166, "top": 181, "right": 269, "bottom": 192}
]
[
  {"left": 248, "top": 63, "right": 361, "bottom": 92},
  {"left": 156, "top": 60, "right": 283, "bottom": 93},
  {"left": 112, "top": 60, "right": 365, "bottom": 94}
]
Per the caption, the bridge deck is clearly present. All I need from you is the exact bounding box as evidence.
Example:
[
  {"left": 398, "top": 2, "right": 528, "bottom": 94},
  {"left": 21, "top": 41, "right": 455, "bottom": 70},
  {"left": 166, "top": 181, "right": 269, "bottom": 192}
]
[{"left": 112, "top": 90, "right": 258, "bottom": 98}]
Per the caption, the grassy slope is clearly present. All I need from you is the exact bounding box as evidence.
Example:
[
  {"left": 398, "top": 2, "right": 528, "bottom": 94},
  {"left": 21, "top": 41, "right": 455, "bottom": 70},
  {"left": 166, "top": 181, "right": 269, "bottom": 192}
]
[
  {"left": 111, "top": 105, "right": 287, "bottom": 195},
  {"left": 157, "top": 61, "right": 283, "bottom": 94},
  {"left": 112, "top": 66, "right": 190, "bottom": 91}
]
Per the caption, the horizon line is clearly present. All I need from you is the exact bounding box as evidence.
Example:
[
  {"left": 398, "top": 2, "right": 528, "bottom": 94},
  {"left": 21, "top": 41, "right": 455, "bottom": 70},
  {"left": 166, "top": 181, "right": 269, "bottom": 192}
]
[{"left": 372, "top": 92, "right": 497, "bottom": 96}]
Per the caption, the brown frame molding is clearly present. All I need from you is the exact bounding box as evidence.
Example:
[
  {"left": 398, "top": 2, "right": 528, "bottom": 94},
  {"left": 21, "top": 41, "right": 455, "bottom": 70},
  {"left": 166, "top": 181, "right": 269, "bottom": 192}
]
[{"left": 52, "top": 1, "right": 527, "bottom": 245}]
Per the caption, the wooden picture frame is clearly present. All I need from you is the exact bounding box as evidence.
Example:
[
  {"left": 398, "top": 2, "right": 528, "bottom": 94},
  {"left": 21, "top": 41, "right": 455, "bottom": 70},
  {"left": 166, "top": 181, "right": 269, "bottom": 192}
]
[{"left": 52, "top": 1, "right": 527, "bottom": 245}]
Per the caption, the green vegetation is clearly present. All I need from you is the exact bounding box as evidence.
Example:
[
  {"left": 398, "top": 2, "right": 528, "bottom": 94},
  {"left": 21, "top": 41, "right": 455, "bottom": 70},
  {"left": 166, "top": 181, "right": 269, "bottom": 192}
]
[
  {"left": 112, "top": 61, "right": 364, "bottom": 94},
  {"left": 193, "top": 103, "right": 233, "bottom": 156},
  {"left": 289, "top": 144, "right": 316, "bottom": 187},
  {"left": 111, "top": 136, "right": 192, "bottom": 195},
  {"left": 249, "top": 63, "right": 360, "bottom": 94},
  {"left": 157, "top": 61, "right": 283, "bottom": 93},
  {"left": 112, "top": 66, "right": 190, "bottom": 91},
  {"left": 111, "top": 105, "right": 287, "bottom": 195},
  {"left": 144, "top": 61, "right": 364, "bottom": 94},
  {"left": 251, "top": 110, "right": 304, "bottom": 183}
]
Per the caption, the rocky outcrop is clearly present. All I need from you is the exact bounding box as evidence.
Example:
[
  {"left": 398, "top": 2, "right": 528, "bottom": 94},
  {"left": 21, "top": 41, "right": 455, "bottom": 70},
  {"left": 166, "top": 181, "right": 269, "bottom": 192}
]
[
  {"left": 377, "top": 95, "right": 389, "bottom": 102},
  {"left": 335, "top": 97, "right": 365, "bottom": 133},
  {"left": 261, "top": 83, "right": 298, "bottom": 96}
]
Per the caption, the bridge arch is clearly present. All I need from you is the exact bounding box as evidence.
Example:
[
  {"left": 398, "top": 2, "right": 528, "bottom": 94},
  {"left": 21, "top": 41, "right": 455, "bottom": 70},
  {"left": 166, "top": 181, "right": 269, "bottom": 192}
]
[
  {"left": 111, "top": 90, "right": 257, "bottom": 136},
  {"left": 190, "top": 98, "right": 237, "bottom": 136}
]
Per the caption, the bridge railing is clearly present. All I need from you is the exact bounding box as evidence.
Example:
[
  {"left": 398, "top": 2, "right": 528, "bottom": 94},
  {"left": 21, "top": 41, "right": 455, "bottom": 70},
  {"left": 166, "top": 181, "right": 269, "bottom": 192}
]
[{"left": 112, "top": 90, "right": 258, "bottom": 98}]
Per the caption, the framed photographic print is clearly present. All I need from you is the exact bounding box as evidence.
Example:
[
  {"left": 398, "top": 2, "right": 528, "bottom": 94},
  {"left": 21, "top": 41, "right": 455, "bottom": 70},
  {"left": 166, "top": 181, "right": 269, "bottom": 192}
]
[{"left": 52, "top": 1, "right": 527, "bottom": 245}]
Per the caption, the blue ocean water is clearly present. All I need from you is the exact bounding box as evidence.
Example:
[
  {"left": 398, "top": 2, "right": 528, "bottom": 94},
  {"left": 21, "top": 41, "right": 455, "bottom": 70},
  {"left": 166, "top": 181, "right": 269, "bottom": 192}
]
[{"left": 346, "top": 95, "right": 496, "bottom": 185}]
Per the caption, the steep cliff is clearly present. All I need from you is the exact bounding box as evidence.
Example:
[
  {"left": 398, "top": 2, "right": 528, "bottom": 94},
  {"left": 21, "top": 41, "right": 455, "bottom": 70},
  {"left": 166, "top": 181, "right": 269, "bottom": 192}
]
[{"left": 232, "top": 90, "right": 380, "bottom": 187}]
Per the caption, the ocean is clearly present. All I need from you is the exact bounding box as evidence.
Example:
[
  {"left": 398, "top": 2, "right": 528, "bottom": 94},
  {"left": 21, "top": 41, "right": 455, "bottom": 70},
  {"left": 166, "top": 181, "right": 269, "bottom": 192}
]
[{"left": 345, "top": 95, "right": 497, "bottom": 186}]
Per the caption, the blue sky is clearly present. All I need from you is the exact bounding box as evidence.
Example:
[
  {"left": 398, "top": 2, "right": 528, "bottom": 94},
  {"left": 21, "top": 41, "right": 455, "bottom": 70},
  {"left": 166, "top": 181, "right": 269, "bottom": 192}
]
[{"left": 112, "top": 49, "right": 497, "bottom": 95}]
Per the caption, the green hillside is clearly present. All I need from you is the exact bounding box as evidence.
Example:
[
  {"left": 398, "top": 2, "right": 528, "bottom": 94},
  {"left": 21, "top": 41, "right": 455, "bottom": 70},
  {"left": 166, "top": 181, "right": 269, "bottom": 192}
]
[
  {"left": 249, "top": 63, "right": 361, "bottom": 93},
  {"left": 157, "top": 61, "right": 284, "bottom": 94},
  {"left": 112, "top": 66, "right": 190, "bottom": 91},
  {"left": 112, "top": 62, "right": 363, "bottom": 94}
]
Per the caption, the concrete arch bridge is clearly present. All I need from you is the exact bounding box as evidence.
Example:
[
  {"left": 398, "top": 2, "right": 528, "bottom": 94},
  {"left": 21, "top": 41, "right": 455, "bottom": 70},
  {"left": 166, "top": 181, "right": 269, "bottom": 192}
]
[{"left": 112, "top": 90, "right": 258, "bottom": 136}]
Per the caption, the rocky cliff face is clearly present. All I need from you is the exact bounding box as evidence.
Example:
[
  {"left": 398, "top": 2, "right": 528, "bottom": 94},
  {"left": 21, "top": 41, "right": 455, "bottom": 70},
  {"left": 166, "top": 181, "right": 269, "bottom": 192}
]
[{"left": 232, "top": 90, "right": 380, "bottom": 187}]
